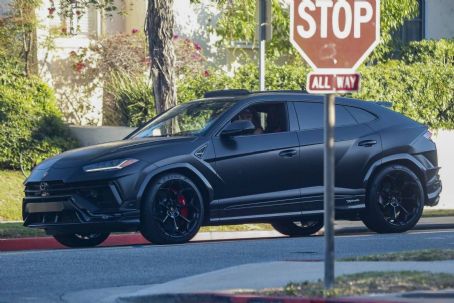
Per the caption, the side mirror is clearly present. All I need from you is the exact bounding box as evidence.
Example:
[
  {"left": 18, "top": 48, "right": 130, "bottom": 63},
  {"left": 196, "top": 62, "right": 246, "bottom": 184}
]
[{"left": 221, "top": 120, "right": 256, "bottom": 137}]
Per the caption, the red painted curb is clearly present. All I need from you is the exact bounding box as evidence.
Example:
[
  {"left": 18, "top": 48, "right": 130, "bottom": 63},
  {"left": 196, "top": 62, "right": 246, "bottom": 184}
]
[
  {"left": 0, "top": 233, "right": 149, "bottom": 252},
  {"left": 227, "top": 294, "right": 397, "bottom": 303},
  {"left": 145, "top": 293, "right": 402, "bottom": 303}
]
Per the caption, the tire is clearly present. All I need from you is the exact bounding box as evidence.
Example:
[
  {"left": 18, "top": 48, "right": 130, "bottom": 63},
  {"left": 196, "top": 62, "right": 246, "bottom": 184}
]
[
  {"left": 140, "top": 173, "right": 204, "bottom": 245},
  {"left": 362, "top": 164, "right": 424, "bottom": 233},
  {"left": 272, "top": 218, "right": 323, "bottom": 237},
  {"left": 53, "top": 232, "right": 110, "bottom": 248}
]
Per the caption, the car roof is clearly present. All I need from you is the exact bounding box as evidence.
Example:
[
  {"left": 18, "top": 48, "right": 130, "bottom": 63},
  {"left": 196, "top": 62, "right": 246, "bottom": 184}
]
[
  {"left": 202, "top": 90, "right": 385, "bottom": 111},
  {"left": 199, "top": 90, "right": 413, "bottom": 125}
]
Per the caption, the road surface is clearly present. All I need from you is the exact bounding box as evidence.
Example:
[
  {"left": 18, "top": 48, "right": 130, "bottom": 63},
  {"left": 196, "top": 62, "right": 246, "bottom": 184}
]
[{"left": 1, "top": 228, "right": 454, "bottom": 302}]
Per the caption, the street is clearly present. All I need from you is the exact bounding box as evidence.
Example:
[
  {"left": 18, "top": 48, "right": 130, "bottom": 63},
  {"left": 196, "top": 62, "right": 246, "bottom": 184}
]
[{"left": 1, "top": 228, "right": 454, "bottom": 302}]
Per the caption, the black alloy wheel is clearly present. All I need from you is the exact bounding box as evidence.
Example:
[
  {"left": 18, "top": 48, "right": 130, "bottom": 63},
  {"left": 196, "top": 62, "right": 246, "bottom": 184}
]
[
  {"left": 362, "top": 164, "right": 424, "bottom": 233},
  {"left": 53, "top": 232, "right": 110, "bottom": 248},
  {"left": 272, "top": 218, "right": 324, "bottom": 236},
  {"left": 140, "top": 173, "right": 204, "bottom": 244}
]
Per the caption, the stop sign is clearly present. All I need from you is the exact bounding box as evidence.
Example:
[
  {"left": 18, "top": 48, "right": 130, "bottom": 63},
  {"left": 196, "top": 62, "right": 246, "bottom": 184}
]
[{"left": 290, "top": 0, "right": 380, "bottom": 71}]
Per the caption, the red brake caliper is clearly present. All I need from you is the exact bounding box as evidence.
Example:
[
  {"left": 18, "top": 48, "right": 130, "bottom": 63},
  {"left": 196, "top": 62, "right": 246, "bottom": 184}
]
[{"left": 177, "top": 195, "right": 189, "bottom": 218}]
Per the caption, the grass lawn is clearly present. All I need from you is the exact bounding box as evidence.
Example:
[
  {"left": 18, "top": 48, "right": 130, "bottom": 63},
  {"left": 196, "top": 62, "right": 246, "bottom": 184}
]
[
  {"left": 0, "top": 222, "right": 45, "bottom": 238},
  {"left": 342, "top": 249, "right": 454, "bottom": 261},
  {"left": 274, "top": 271, "right": 454, "bottom": 297},
  {"left": 0, "top": 170, "right": 25, "bottom": 221}
]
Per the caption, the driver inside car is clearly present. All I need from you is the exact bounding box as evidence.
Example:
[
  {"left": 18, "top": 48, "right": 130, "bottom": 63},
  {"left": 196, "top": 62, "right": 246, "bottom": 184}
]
[{"left": 234, "top": 108, "right": 263, "bottom": 135}]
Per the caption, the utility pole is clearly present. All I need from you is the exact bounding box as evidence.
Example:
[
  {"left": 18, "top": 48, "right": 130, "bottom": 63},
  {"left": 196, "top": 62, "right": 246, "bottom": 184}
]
[{"left": 257, "top": 0, "right": 272, "bottom": 91}]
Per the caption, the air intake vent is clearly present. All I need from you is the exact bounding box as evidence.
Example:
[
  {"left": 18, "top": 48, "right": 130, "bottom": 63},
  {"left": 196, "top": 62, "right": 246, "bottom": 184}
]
[{"left": 194, "top": 145, "right": 207, "bottom": 159}]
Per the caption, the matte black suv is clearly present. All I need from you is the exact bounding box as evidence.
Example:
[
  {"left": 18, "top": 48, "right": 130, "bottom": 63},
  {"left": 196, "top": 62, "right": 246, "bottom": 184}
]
[{"left": 23, "top": 90, "right": 442, "bottom": 247}]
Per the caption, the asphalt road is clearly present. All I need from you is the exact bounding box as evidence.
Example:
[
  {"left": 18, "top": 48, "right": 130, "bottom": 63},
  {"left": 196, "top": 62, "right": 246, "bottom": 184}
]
[{"left": 1, "top": 229, "right": 454, "bottom": 303}]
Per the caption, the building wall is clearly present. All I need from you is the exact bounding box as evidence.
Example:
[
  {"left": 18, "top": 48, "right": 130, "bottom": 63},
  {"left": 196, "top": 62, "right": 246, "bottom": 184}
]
[
  {"left": 432, "top": 130, "right": 453, "bottom": 209},
  {"left": 36, "top": 3, "right": 104, "bottom": 126},
  {"left": 425, "top": 0, "right": 454, "bottom": 39}
]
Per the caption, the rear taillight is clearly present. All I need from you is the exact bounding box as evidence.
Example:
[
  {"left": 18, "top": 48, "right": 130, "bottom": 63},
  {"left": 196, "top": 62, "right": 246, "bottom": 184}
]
[{"left": 423, "top": 130, "right": 433, "bottom": 140}]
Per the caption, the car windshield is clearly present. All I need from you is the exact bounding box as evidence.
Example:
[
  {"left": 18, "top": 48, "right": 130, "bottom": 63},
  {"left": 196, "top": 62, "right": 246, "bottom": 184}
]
[{"left": 131, "top": 100, "right": 236, "bottom": 138}]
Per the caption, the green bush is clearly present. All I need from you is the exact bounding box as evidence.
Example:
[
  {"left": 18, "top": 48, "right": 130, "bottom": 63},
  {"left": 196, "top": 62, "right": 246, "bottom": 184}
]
[
  {"left": 355, "top": 61, "right": 454, "bottom": 129},
  {"left": 0, "top": 60, "right": 78, "bottom": 170},
  {"left": 398, "top": 39, "right": 454, "bottom": 66},
  {"left": 177, "top": 61, "right": 453, "bottom": 130},
  {"left": 106, "top": 73, "right": 155, "bottom": 127},
  {"left": 177, "top": 62, "right": 310, "bottom": 102}
]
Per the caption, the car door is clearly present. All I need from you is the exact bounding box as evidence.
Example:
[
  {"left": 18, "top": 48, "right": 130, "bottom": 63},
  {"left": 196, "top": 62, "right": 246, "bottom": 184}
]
[
  {"left": 211, "top": 101, "right": 302, "bottom": 220},
  {"left": 293, "top": 101, "right": 382, "bottom": 212}
]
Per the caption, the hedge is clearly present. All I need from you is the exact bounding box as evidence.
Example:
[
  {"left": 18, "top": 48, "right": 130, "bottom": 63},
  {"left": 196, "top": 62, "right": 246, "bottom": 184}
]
[
  {"left": 398, "top": 39, "right": 454, "bottom": 66},
  {"left": 176, "top": 61, "right": 453, "bottom": 130},
  {"left": 0, "top": 57, "right": 78, "bottom": 170},
  {"left": 355, "top": 61, "right": 454, "bottom": 129}
]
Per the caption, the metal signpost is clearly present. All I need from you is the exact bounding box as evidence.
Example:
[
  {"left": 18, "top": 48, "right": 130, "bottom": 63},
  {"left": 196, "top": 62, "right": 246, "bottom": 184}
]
[
  {"left": 257, "top": 0, "right": 272, "bottom": 91},
  {"left": 289, "top": 0, "right": 380, "bottom": 289}
]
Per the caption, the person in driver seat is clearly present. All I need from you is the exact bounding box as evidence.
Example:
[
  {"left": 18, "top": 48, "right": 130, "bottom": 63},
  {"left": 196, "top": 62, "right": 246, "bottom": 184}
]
[{"left": 235, "top": 108, "right": 263, "bottom": 135}]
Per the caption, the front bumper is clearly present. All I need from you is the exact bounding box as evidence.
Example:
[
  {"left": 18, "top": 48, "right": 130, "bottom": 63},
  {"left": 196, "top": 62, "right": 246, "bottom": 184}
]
[
  {"left": 425, "top": 171, "right": 442, "bottom": 206},
  {"left": 22, "top": 180, "right": 140, "bottom": 234}
]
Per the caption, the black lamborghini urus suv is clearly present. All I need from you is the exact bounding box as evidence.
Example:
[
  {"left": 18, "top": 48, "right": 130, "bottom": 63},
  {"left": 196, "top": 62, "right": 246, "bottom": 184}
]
[{"left": 23, "top": 90, "right": 442, "bottom": 247}]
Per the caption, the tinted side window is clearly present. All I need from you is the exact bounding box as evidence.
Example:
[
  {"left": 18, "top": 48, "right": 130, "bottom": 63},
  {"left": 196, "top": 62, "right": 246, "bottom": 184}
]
[
  {"left": 231, "top": 102, "right": 288, "bottom": 135},
  {"left": 336, "top": 105, "right": 357, "bottom": 127},
  {"left": 295, "top": 102, "right": 357, "bottom": 130},
  {"left": 294, "top": 102, "right": 323, "bottom": 130},
  {"left": 345, "top": 106, "right": 377, "bottom": 124}
]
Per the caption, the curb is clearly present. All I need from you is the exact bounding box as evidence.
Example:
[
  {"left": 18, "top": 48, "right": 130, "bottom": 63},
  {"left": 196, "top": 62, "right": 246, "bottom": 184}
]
[
  {"left": 2, "top": 221, "right": 454, "bottom": 252},
  {"left": 117, "top": 293, "right": 399, "bottom": 303},
  {"left": 0, "top": 233, "right": 149, "bottom": 252}
]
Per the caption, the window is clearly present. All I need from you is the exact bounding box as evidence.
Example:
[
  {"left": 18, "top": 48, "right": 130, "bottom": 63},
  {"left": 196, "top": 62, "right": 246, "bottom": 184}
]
[
  {"left": 132, "top": 100, "right": 236, "bottom": 138},
  {"left": 393, "top": 0, "right": 425, "bottom": 43},
  {"left": 295, "top": 102, "right": 324, "bottom": 130},
  {"left": 231, "top": 102, "right": 288, "bottom": 135},
  {"left": 345, "top": 107, "right": 377, "bottom": 124},
  {"left": 336, "top": 106, "right": 357, "bottom": 127},
  {"left": 294, "top": 102, "right": 357, "bottom": 130}
]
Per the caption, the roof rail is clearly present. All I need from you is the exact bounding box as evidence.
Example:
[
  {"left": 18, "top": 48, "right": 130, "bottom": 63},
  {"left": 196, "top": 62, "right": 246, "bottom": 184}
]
[
  {"left": 204, "top": 89, "right": 250, "bottom": 98},
  {"left": 373, "top": 101, "right": 392, "bottom": 108}
]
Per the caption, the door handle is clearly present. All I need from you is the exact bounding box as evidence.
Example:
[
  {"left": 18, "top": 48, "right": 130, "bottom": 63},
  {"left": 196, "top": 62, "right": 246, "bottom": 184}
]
[
  {"left": 279, "top": 149, "right": 297, "bottom": 158},
  {"left": 358, "top": 140, "right": 377, "bottom": 147}
]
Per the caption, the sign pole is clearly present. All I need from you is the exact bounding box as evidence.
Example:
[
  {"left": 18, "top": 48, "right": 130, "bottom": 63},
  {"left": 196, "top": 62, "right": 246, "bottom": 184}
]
[
  {"left": 259, "top": 39, "right": 265, "bottom": 91},
  {"left": 257, "top": 0, "right": 271, "bottom": 91},
  {"left": 324, "top": 93, "right": 336, "bottom": 289}
]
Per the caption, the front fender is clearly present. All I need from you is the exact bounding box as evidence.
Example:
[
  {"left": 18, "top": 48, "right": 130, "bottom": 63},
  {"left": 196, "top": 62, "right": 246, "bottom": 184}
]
[{"left": 136, "top": 163, "right": 214, "bottom": 204}]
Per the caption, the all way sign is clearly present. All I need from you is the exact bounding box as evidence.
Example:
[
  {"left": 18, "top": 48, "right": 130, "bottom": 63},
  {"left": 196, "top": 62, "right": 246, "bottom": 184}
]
[{"left": 307, "top": 72, "right": 360, "bottom": 93}]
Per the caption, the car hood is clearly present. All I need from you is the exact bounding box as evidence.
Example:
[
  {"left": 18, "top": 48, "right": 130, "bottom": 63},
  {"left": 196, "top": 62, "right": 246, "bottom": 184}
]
[{"left": 34, "top": 136, "right": 196, "bottom": 170}]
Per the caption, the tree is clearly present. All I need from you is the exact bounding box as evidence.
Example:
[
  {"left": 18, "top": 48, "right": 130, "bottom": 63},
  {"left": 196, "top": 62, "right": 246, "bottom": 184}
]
[
  {"left": 145, "top": 0, "right": 177, "bottom": 114},
  {"left": 0, "top": 0, "right": 41, "bottom": 76}
]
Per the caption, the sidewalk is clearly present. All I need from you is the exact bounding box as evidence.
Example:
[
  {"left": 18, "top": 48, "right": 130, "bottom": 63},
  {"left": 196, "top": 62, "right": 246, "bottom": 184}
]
[
  {"left": 62, "top": 261, "right": 454, "bottom": 303},
  {"left": 1, "top": 216, "right": 454, "bottom": 252}
]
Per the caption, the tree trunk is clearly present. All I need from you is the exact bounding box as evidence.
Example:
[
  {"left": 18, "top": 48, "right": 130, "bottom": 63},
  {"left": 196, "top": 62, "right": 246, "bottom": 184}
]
[{"left": 145, "top": 0, "right": 177, "bottom": 115}]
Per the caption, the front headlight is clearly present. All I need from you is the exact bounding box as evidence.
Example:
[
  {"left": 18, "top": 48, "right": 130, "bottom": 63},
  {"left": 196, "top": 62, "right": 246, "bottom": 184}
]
[{"left": 83, "top": 159, "right": 139, "bottom": 172}]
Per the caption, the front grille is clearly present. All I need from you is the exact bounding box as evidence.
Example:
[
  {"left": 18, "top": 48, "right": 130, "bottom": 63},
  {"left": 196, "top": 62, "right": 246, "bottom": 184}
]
[{"left": 24, "top": 181, "right": 120, "bottom": 210}]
